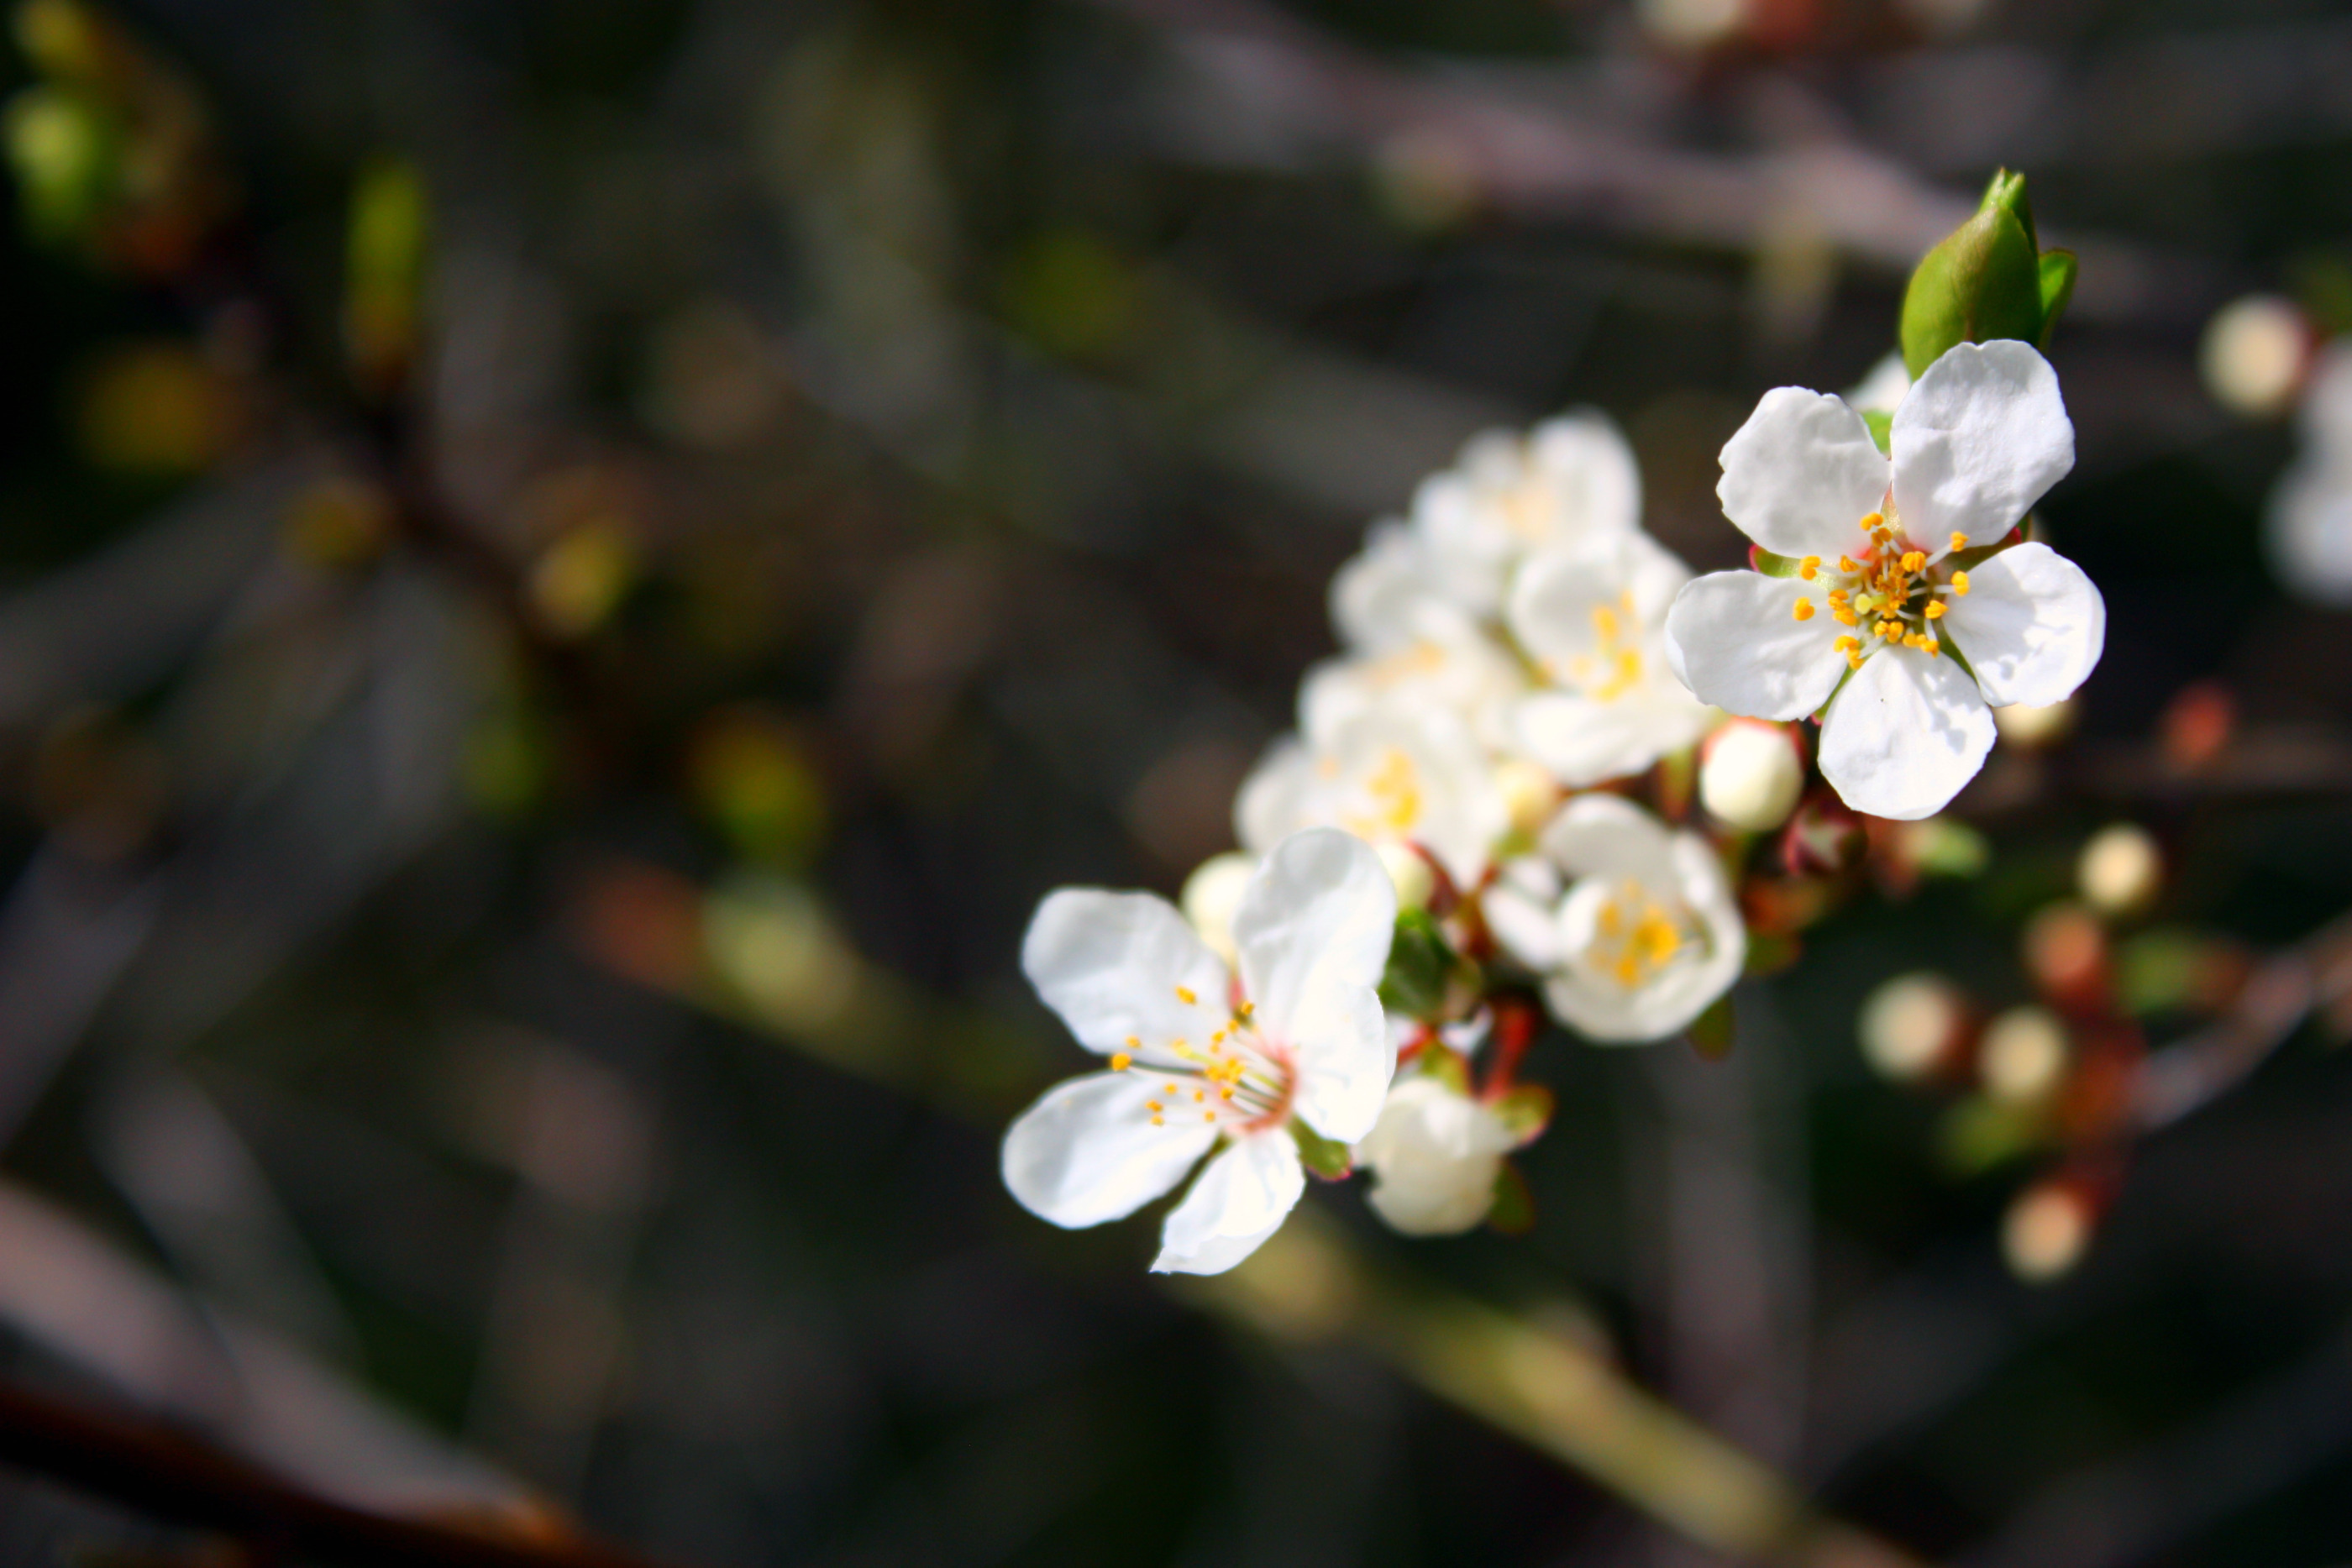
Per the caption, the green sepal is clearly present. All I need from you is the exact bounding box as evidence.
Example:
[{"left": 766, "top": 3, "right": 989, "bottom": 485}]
[
  {"left": 1936, "top": 1096, "right": 2046, "bottom": 1175},
  {"left": 1416, "top": 1043, "right": 1473, "bottom": 1097},
  {"left": 1946, "top": 531, "right": 2022, "bottom": 573},
  {"left": 1291, "top": 1120, "right": 1353, "bottom": 1181},
  {"left": 1688, "top": 994, "right": 1735, "bottom": 1060},
  {"left": 1861, "top": 409, "right": 1894, "bottom": 454},
  {"left": 1486, "top": 1160, "right": 1535, "bottom": 1235},
  {"left": 1908, "top": 817, "right": 1988, "bottom": 878},
  {"left": 1378, "top": 908, "right": 1451, "bottom": 1019},
  {"left": 1751, "top": 547, "right": 1805, "bottom": 578},
  {"left": 1900, "top": 168, "right": 2050, "bottom": 379},
  {"left": 2035, "top": 249, "right": 2077, "bottom": 348},
  {"left": 1932, "top": 622, "right": 1981, "bottom": 684},
  {"left": 1743, "top": 931, "right": 1801, "bottom": 977},
  {"left": 1490, "top": 1083, "right": 1554, "bottom": 1146}
]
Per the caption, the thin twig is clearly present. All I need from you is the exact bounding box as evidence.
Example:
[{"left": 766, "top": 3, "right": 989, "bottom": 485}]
[{"left": 0, "top": 1377, "right": 671, "bottom": 1568}]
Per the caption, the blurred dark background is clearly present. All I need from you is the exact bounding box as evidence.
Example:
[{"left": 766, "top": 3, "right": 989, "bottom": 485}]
[{"left": 2, "top": 1, "right": 2351, "bottom": 1565}]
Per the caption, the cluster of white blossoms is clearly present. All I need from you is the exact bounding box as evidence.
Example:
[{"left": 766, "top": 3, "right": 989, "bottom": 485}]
[
  {"left": 2265, "top": 339, "right": 2352, "bottom": 607},
  {"left": 1002, "top": 337, "right": 2107, "bottom": 1275}
]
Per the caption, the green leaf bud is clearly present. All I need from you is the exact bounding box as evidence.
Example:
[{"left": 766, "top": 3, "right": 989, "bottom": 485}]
[{"left": 1900, "top": 168, "right": 2068, "bottom": 379}]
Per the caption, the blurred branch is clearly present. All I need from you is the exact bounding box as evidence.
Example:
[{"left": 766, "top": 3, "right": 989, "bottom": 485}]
[
  {"left": 1192, "top": 1214, "right": 1922, "bottom": 1568},
  {"left": 2129, "top": 908, "right": 2352, "bottom": 1135},
  {"left": 0, "top": 1377, "right": 666, "bottom": 1568},
  {"left": 1082, "top": 0, "right": 2199, "bottom": 323}
]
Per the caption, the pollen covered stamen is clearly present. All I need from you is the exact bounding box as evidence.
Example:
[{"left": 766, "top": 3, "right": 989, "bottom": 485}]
[
  {"left": 1127, "top": 1004, "right": 1295, "bottom": 1132},
  {"left": 1591, "top": 880, "right": 1695, "bottom": 989}
]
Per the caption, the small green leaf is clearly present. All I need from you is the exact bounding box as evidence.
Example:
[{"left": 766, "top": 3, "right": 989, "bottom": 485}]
[
  {"left": 1688, "top": 994, "right": 1735, "bottom": 1059},
  {"left": 2035, "top": 249, "right": 2077, "bottom": 348},
  {"left": 1487, "top": 1161, "right": 1535, "bottom": 1235},
  {"left": 1292, "top": 1120, "right": 1353, "bottom": 1181},
  {"left": 1743, "top": 931, "right": 1801, "bottom": 977},
  {"left": 1861, "top": 409, "right": 1894, "bottom": 454},
  {"left": 1937, "top": 1096, "right": 2046, "bottom": 1175},
  {"left": 1491, "top": 1083, "right": 1554, "bottom": 1146}
]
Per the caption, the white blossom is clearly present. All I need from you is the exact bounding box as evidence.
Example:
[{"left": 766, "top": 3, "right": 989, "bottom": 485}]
[
  {"left": 1298, "top": 625, "right": 1529, "bottom": 754},
  {"left": 1482, "top": 794, "right": 1745, "bottom": 1043},
  {"left": 1506, "top": 529, "right": 1718, "bottom": 787},
  {"left": 2266, "top": 340, "right": 2352, "bottom": 606},
  {"left": 1352, "top": 1076, "right": 1516, "bottom": 1235},
  {"left": 1665, "top": 339, "right": 2104, "bottom": 821},
  {"left": 1003, "top": 829, "right": 1395, "bottom": 1275},
  {"left": 1236, "top": 703, "right": 1508, "bottom": 889}
]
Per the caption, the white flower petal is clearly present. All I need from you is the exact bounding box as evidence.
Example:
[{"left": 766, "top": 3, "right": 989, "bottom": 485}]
[
  {"left": 1505, "top": 532, "right": 1692, "bottom": 668},
  {"left": 1514, "top": 688, "right": 1715, "bottom": 787},
  {"left": 1717, "top": 387, "right": 1890, "bottom": 558},
  {"left": 1233, "top": 829, "right": 1395, "bottom": 1143},
  {"left": 1891, "top": 340, "right": 2074, "bottom": 551},
  {"left": 1940, "top": 542, "right": 2106, "bottom": 707},
  {"left": 1355, "top": 1078, "right": 1515, "bottom": 1236},
  {"left": 1537, "top": 792, "right": 1672, "bottom": 880},
  {"left": 1233, "top": 737, "right": 1314, "bottom": 858},
  {"left": 1482, "top": 882, "right": 1563, "bottom": 971},
  {"left": 1021, "top": 889, "right": 1231, "bottom": 1056},
  {"left": 2267, "top": 458, "right": 2352, "bottom": 606},
  {"left": 1002, "top": 1071, "right": 1220, "bottom": 1228},
  {"left": 1818, "top": 646, "right": 1996, "bottom": 821},
  {"left": 1152, "top": 1130, "right": 1305, "bottom": 1275},
  {"left": 1664, "top": 571, "right": 1845, "bottom": 722}
]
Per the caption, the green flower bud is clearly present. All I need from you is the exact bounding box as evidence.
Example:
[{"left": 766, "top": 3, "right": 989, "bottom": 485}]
[
  {"left": 1899, "top": 169, "right": 2076, "bottom": 378},
  {"left": 4, "top": 85, "right": 118, "bottom": 242}
]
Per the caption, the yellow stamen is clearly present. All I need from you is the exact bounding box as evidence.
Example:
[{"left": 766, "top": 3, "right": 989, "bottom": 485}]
[
  {"left": 1845, "top": 648, "right": 1864, "bottom": 669},
  {"left": 1950, "top": 532, "right": 1968, "bottom": 553},
  {"left": 1834, "top": 635, "right": 1861, "bottom": 652},
  {"left": 1925, "top": 600, "right": 1945, "bottom": 619},
  {"left": 1235, "top": 1001, "right": 1253, "bottom": 1020},
  {"left": 1952, "top": 571, "right": 1971, "bottom": 595},
  {"left": 1792, "top": 598, "right": 1815, "bottom": 621},
  {"left": 1174, "top": 985, "right": 1196, "bottom": 1005},
  {"left": 1614, "top": 952, "right": 1641, "bottom": 985},
  {"left": 1146, "top": 1101, "right": 1162, "bottom": 1113},
  {"left": 1799, "top": 555, "right": 1820, "bottom": 579},
  {"left": 1859, "top": 512, "right": 1883, "bottom": 533},
  {"left": 1839, "top": 555, "right": 1861, "bottom": 574},
  {"left": 1204, "top": 1110, "right": 1216, "bottom": 1122},
  {"left": 1834, "top": 607, "right": 1859, "bottom": 627},
  {"left": 1900, "top": 550, "right": 1926, "bottom": 573},
  {"left": 1110, "top": 1052, "right": 1132, "bottom": 1072}
]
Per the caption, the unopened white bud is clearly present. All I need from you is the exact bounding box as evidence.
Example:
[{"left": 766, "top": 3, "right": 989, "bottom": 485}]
[
  {"left": 2004, "top": 1182, "right": 2091, "bottom": 1282},
  {"left": 1494, "top": 757, "right": 1560, "bottom": 838},
  {"left": 1374, "top": 841, "right": 1436, "bottom": 913},
  {"left": 2200, "top": 294, "right": 2309, "bottom": 419},
  {"left": 1180, "top": 852, "right": 1256, "bottom": 966},
  {"left": 1699, "top": 721, "right": 1803, "bottom": 832},
  {"left": 1979, "top": 1006, "right": 2068, "bottom": 1104},
  {"left": 1993, "top": 699, "right": 2076, "bottom": 749},
  {"left": 2077, "top": 823, "right": 2161, "bottom": 917},
  {"left": 1353, "top": 1078, "right": 1515, "bottom": 1236},
  {"left": 1859, "top": 972, "right": 1964, "bottom": 1081}
]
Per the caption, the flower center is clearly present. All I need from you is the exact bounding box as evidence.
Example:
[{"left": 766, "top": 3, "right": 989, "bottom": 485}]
[
  {"left": 1590, "top": 881, "right": 1693, "bottom": 988},
  {"left": 1788, "top": 511, "right": 1973, "bottom": 669},
  {"left": 1557, "top": 589, "right": 1643, "bottom": 701},
  {"left": 1111, "top": 992, "right": 1295, "bottom": 1132},
  {"left": 1341, "top": 747, "right": 1423, "bottom": 837}
]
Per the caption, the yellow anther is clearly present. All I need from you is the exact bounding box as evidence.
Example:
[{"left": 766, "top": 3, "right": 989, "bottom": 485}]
[
  {"left": 1152, "top": 1116, "right": 1164, "bottom": 1126},
  {"left": 1860, "top": 511, "right": 1883, "bottom": 532},
  {"left": 1924, "top": 600, "right": 1945, "bottom": 620},
  {"left": 1799, "top": 555, "right": 1820, "bottom": 579},
  {"left": 1193, "top": 1089, "right": 1205, "bottom": 1102},
  {"left": 1591, "top": 604, "right": 1622, "bottom": 642},
  {"left": 1900, "top": 550, "right": 1926, "bottom": 573},
  {"left": 1878, "top": 621, "right": 1902, "bottom": 639},
  {"left": 1204, "top": 1110, "right": 1216, "bottom": 1122},
  {"left": 1834, "top": 607, "right": 1859, "bottom": 627},
  {"left": 1220, "top": 1087, "right": 1234, "bottom": 1100},
  {"left": 1164, "top": 1083, "right": 1178, "bottom": 1094},
  {"left": 1834, "top": 635, "right": 1861, "bottom": 653},
  {"left": 1174, "top": 985, "right": 1196, "bottom": 1005},
  {"left": 1110, "top": 1052, "right": 1132, "bottom": 1072},
  {"left": 1235, "top": 1000, "right": 1253, "bottom": 1020},
  {"left": 1792, "top": 598, "right": 1816, "bottom": 621},
  {"left": 1146, "top": 1101, "right": 1163, "bottom": 1113},
  {"left": 1598, "top": 900, "right": 1625, "bottom": 938},
  {"left": 1845, "top": 648, "right": 1864, "bottom": 669},
  {"left": 1952, "top": 571, "right": 1971, "bottom": 595},
  {"left": 1126, "top": 1036, "right": 1140, "bottom": 1049},
  {"left": 1950, "top": 532, "right": 1968, "bottom": 553},
  {"left": 1614, "top": 952, "right": 1641, "bottom": 985},
  {"left": 1839, "top": 555, "right": 1861, "bottom": 574},
  {"left": 1924, "top": 638, "right": 1942, "bottom": 657}
]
